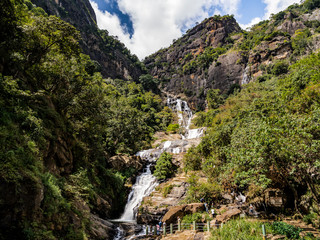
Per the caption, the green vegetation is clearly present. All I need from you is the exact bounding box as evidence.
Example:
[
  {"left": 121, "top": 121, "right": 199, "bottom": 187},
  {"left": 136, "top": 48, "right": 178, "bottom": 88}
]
[
  {"left": 182, "top": 174, "right": 221, "bottom": 204},
  {"left": 153, "top": 152, "right": 175, "bottom": 180},
  {"left": 182, "top": 47, "right": 227, "bottom": 74},
  {"left": 182, "top": 212, "right": 210, "bottom": 230},
  {"left": 272, "top": 221, "right": 302, "bottom": 239},
  {"left": 183, "top": 146, "right": 202, "bottom": 171},
  {"left": 211, "top": 219, "right": 319, "bottom": 240},
  {"left": 0, "top": 0, "right": 170, "bottom": 238},
  {"left": 166, "top": 123, "right": 180, "bottom": 133},
  {"left": 186, "top": 51, "right": 320, "bottom": 214},
  {"left": 162, "top": 184, "right": 174, "bottom": 197},
  {"left": 206, "top": 89, "right": 225, "bottom": 110},
  {"left": 211, "top": 219, "right": 273, "bottom": 240}
]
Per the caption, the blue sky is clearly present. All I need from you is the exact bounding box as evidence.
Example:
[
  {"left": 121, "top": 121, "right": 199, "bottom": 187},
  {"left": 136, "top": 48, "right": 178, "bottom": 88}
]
[{"left": 90, "top": 0, "right": 300, "bottom": 59}]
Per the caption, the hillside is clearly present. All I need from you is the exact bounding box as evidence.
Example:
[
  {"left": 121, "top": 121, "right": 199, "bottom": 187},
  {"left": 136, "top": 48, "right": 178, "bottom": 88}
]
[
  {"left": 145, "top": 1, "right": 320, "bottom": 110},
  {"left": 1, "top": 0, "right": 320, "bottom": 239},
  {"left": 30, "top": 0, "right": 144, "bottom": 80},
  {"left": 137, "top": 1, "right": 320, "bottom": 236},
  {"left": 0, "top": 0, "right": 171, "bottom": 239}
]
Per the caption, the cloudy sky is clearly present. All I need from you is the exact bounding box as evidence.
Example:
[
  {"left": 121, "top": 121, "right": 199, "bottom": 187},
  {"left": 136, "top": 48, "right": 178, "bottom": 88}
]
[{"left": 90, "top": 0, "right": 301, "bottom": 59}]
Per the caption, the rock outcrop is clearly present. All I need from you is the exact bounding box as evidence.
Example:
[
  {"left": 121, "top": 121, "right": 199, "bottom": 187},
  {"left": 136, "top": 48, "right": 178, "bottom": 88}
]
[
  {"left": 145, "top": 7, "right": 320, "bottom": 110},
  {"left": 137, "top": 174, "right": 189, "bottom": 224},
  {"left": 215, "top": 208, "right": 241, "bottom": 223},
  {"left": 109, "top": 154, "right": 144, "bottom": 172},
  {"left": 161, "top": 203, "right": 205, "bottom": 224},
  {"left": 89, "top": 214, "right": 115, "bottom": 239},
  {"left": 31, "top": 0, "right": 143, "bottom": 80},
  {"left": 145, "top": 15, "right": 242, "bottom": 109}
]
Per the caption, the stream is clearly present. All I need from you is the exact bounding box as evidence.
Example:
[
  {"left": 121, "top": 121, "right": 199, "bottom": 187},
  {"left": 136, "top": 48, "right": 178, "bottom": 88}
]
[{"left": 112, "top": 97, "right": 204, "bottom": 239}]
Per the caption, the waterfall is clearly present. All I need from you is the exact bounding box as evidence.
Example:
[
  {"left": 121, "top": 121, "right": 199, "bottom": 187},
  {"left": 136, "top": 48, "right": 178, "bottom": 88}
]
[
  {"left": 167, "top": 98, "right": 193, "bottom": 131},
  {"left": 113, "top": 97, "right": 205, "bottom": 239},
  {"left": 113, "top": 226, "right": 124, "bottom": 240},
  {"left": 241, "top": 65, "right": 251, "bottom": 85},
  {"left": 167, "top": 97, "right": 204, "bottom": 139},
  {"left": 119, "top": 163, "right": 158, "bottom": 221}
]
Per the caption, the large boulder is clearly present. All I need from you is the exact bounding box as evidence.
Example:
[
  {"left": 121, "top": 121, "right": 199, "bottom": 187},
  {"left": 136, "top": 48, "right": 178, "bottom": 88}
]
[
  {"left": 161, "top": 203, "right": 205, "bottom": 224},
  {"left": 89, "top": 214, "right": 115, "bottom": 240},
  {"left": 216, "top": 208, "right": 241, "bottom": 223}
]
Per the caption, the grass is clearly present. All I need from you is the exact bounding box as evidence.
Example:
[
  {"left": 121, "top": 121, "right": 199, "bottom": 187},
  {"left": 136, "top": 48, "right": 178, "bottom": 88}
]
[{"left": 210, "top": 218, "right": 272, "bottom": 240}]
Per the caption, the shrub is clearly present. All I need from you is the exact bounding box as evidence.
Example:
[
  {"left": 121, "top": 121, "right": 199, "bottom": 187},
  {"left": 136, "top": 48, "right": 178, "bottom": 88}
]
[
  {"left": 182, "top": 212, "right": 210, "bottom": 230},
  {"left": 271, "top": 61, "right": 289, "bottom": 76},
  {"left": 166, "top": 123, "right": 179, "bottom": 133},
  {"left": 153, "top": 152, "right": 175, "bottom": 180},
  {"left": 271, "top": 221, "right": 301, "bottom": 239},
  {"left": 183, "top": 146, "right": 202, "bottom": 171},
  {"left": 257, "top": 74, "right": 272, "bottom": 82},
  {"left": 304, "top": 0, "right": 320, "bottom": 11},
  {"left": 183, "top": 174, "right": 221, "bottom": 204},
  {"left": 162, "top": 184, "right": 174, "bottom": 197}
]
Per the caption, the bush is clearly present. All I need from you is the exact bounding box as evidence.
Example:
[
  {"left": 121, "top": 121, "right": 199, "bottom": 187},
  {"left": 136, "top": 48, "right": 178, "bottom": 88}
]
[
  {"left": 257, "top": 74, "right": 272, "bottom": 82},
  {"left": 303, "top": 212, "right": 319, "bottom": 228},
  {"left": 153, "top": 152, "right": 175, "bottom": 180},
  {"left": 271, "top": 222, "right": 301, "bottom": 239},
  {"left": 183, "top": 174, "right": 221, "bottom": 204},
  {"left": 271, "top": 61, "right": 289, "bottom": 76},
  {"left": 166, "top": 123, "right": 179, "bottom": 133},
  {"left": 183, "top": 146, "right": 202, "bottom": 171},
  {"left": 182, "top": 212, "right": 210, "bottom": 230},
  {"left": 304, "top": 0, "right": 320, "bottom": 11}
]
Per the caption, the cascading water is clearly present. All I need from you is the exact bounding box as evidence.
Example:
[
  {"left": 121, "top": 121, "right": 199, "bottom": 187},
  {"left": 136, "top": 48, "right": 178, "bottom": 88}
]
[
  {"left": 119, "top": 164, "right": 158, "bottom": 221},
  {"left": 167, "top": 97, "right": 204, "bottom": 139},
  {"left": 167, "top": 98, "right": 193, "bottom": 133},
  {"left": 113, "top": 97, "right": 204, "bottom": 239}
]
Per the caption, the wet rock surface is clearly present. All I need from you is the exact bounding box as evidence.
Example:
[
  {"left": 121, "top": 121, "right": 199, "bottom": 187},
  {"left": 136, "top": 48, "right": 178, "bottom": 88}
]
[{"left": 90, "top": 214, "right": 115, "bottom": 240}]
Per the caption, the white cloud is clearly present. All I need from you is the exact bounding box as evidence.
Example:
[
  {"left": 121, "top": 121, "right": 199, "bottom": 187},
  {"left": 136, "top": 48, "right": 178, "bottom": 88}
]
[
  {"left": 90, "top": 0, "right": 241, "bottom": 59},
  {"left": 239, "top": 17, "right": 263, "bottom": 30},
  {"left": 238, "top": 0, "right": 301, "bottom": 29},
  {"left": 90, "top": 1, "right": 131, "bottom": 43},
  {"left": 262, "top": 0, "right": 301, "bottom": 19}
]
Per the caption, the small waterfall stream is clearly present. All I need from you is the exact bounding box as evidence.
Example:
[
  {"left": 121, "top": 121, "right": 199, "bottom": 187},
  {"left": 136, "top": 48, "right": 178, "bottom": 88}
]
[
  {"left": 113, "top": 97, "right": 204, "bottom": 239},
  {"left": 119, "top": 164, "right": 158, "bottom": 221}
]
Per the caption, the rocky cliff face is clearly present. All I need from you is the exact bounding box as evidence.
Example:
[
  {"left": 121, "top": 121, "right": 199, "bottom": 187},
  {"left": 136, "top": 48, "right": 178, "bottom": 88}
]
[
  {"left": 145, "top": 15, "right": 242, "bottom": 109},
  {"left": 31, "top": 0, "right": 143, "bottom": 80},
  {"left": 145, "top": 7, "right": 320, "bottom": 110}
]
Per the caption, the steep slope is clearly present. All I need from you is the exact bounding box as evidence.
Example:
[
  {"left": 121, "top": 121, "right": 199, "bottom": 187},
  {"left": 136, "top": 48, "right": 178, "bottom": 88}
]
[
  {"left": 145, "top": 2, "right": 320, "bottom": 110},
  {"left": 0, "top": 1, "right": 172, "bottom": 239},
  {"left": 145, "top": 15, "right": 242, "bottom": 110},
  {"left": 31, "top": 0, "right": 143, "bottom": 80}
]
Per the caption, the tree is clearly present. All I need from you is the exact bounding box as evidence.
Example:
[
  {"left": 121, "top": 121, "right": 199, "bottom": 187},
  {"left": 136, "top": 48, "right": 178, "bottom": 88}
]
[
  {"left": 138, "top": 74, "right": 159, "bottom": 93},
  {"left": 154, "top": 152, "right": 175, "bottom": 180},
  {"left": 206, "top": 89, "right": 224, "bottom": 109}
]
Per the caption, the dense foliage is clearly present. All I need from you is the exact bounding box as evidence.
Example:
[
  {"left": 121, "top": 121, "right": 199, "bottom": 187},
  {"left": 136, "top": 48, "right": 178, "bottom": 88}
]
[
  {"left": 272, "top": 222, "right": 302, "bottom": 239},
  {"left": 187, "top": 50, "right": 320, "bottom": 214},
  {"left": 153, "top": 152, "right": 175, "bottom": 180},
  {"left": 0, "top": 0, "right": 170, "bottom": 238}
]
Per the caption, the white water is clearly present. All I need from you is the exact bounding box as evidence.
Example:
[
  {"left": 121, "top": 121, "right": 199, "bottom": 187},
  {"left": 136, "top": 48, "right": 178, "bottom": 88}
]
[
  {"left": 119, "top": 164, "right": 158, "bottom": 221},
  {"left": 113, "top": 226, "right": 124, "bottom": 240},
  {"left": 167, "top": 97, "right": 204, "bottom": 139},
  {"left": 187, "top": 128, "right": 204, "bottom": 139},
  {"left": 167, "top": 98, "right": 193, "bottom": 134},
  {"left": 114, "top": 97, "right": 205, "bottom": 238}
]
